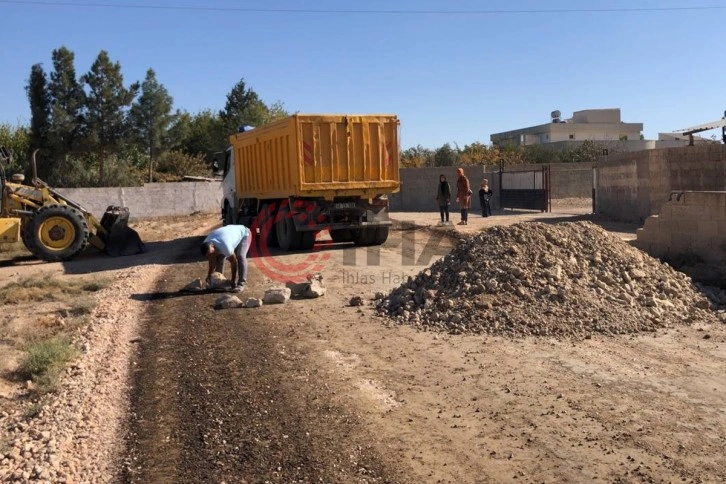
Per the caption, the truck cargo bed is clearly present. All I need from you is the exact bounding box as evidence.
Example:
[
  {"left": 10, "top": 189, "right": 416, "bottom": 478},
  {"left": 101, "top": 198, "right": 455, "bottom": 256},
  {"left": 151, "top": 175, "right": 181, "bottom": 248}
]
[{"left": 229, "top": 114, "right": 400, "bottom": 200}]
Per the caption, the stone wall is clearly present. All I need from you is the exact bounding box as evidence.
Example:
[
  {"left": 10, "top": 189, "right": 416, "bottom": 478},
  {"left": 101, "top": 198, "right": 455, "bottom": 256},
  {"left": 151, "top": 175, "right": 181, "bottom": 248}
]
[
  {"left": 57, "top": 182, "right": 223, "bottom": 220},
  {"left": 633, "top": 191, "right": 726, "bottom": 264},
  {"left": 596, "top": 145, "right": 726, "bottom": 222}
]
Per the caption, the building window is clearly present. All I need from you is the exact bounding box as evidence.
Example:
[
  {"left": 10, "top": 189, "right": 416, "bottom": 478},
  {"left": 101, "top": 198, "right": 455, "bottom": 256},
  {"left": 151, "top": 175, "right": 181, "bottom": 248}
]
[
  {"left": 619, "top": 135, "right": 628, "bottom": 141},
  {"left": 569, "top": 134, "right": 575, "bottom": 139}
]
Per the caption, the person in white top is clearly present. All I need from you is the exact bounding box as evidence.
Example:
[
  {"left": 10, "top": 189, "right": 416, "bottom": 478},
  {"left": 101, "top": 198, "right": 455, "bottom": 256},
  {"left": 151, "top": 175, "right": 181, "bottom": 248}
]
[{"left": 200, "top": 225, "right": 252, "bottom": 292}]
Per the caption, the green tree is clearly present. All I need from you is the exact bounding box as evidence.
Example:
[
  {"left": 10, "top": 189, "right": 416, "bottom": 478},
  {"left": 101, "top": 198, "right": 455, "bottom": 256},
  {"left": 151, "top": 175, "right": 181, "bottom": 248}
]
[
  {"left": 459, "top": 141, "right": 503, "bottom": 166},
  {"left": 401, "top": 145, "right": 434, "bottom": 167},
  {"left": 26, "top": 64, "right": 51, "bottom": 163},
  {"left": 0, "top": 123, "right": 30, "bottom": 175},
  {"left": 174, "top": 109, "right": 225, "bottom": 162},
  {"left": 82, "top": 50, "right": 138, "bottom": 183},
  {"left": 166, "top": 109, "right": 192, "bottom": 151},
  {"left": 219, "top": 78, "right": 267, "bottom": 134},
  {"left": 434, "top": 143, "right": 460, "bottom": 167},
  {"left": 263, "top": 100, "right": 289, "bottom": 124},
  {"left": 47, "top": 46, "right": 85, "bottom": 165},
  {"left": 129, "top": 68, "right": 174, "bottom": 182}
]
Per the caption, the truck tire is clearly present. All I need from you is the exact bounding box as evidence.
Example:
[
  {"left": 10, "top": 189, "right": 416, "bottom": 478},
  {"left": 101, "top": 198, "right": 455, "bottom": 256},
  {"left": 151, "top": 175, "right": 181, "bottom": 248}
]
[
  {"left": 25, "top": 204, "right": 90, "bottom": 262},
  {"left": 372, "top": 227, "right": 389, "bottom": 245},
  {"left": 276, "top": 203, "right": 302, "bottom": 251},
  {"left": 352, "top": 227, "right": 376, "bottom": 247},
  {"left": 299, "top": 230, "right": 316, "bottom": 250},
  {"left": 329, "top": 229, "right": 354, "bottom": 243},
  {"left": 223, "top": 203, "right": 236, "bottom": 226},
  {"left": 257, "top": 203, "right": 278, "bottom": 249}
]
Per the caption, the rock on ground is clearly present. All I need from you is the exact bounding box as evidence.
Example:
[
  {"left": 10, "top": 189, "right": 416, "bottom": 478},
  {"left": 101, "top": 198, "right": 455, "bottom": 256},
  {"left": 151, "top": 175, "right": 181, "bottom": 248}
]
[
  {"left": 263, "top": 288, "right": 291, "bottom": 305},
  {"left": 287, "top": 273, "right": 326, "bottom": 299},
  {"left": 349, "top": 296, "right": 364, "bottom": 307},
  {"left": 214, "top": 295, "right": 243, "bottom": 310},
  {"left": 245, "top": 297, "right": 263, "bottom": 308},
  {"left": 376, "top": 221, "right": 718, "bottom": 338},
  {"left": 303, "top": 273, "right": 326, "bottom": 299},
  {"left": 182, "top": 278, "right": 203, "bottom": 292},
  {"left": 208, "top": 272, "right": 229, "bottom": 291}
]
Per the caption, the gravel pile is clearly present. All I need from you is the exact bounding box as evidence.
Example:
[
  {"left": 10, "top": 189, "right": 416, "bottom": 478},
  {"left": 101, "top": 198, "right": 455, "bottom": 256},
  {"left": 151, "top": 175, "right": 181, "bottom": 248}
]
[{"left": 376, "top": 221, "right": 720, "bottom": 338}]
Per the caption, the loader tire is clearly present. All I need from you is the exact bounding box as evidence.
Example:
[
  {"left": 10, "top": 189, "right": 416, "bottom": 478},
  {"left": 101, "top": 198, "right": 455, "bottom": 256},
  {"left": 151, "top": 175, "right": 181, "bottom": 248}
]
[
  {"left": 276, "top": 203, "right": 302, "bottom": 251},
  {"left": 25, "top": 204, "right": 90, "bottom": 262},
  {"left": 20, "top": 219, "right": 33, "bottom": 251}
]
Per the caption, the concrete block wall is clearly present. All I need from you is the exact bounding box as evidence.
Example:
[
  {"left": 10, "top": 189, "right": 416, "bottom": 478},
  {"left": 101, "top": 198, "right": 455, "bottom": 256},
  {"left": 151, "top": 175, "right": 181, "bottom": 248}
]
[
  {"left": 389, "top": 166, "right": 497, "bottom": 213},
  {"left": 390, "top": 162, "right": 592, "bottom": 212},
  {"left": 498, "top": 162, "right": 593, "bottom": 199},
  {"left": 597, "top": 145, "right": 726, "bottom": 222},
  {"left": 57, "top": 182, "right": 223, "bottom": 219},
  {"left": 633, "top": 191, "right": 726, "bottom": 264}
]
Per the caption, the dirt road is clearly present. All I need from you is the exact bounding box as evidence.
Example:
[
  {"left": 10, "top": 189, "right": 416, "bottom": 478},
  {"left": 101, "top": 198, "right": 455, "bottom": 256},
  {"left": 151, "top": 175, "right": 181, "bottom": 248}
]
[
  {"left": 4, "top": 208, "right": 726, "bottom": 483},
  {"left": 122, "top": 215, "right": 726, "bottom": 483}
]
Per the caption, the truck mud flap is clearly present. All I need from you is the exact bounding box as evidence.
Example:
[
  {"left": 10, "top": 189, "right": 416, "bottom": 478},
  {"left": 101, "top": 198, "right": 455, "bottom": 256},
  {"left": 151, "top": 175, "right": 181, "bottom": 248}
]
[{"left": 100, "top": 206, "right": 145, "bottom": 257}]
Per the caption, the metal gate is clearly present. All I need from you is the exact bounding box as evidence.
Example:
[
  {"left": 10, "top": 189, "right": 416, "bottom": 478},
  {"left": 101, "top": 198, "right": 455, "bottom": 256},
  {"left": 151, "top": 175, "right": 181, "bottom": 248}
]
[{"left": 499, "top": 165, "right": 551, "bottom": 212}]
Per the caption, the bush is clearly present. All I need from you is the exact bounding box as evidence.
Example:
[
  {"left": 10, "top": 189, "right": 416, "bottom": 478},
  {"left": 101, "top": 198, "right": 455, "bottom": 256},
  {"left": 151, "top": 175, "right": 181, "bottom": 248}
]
[{"left": 152, "top": 150, "right": 212, "bottom": 180}]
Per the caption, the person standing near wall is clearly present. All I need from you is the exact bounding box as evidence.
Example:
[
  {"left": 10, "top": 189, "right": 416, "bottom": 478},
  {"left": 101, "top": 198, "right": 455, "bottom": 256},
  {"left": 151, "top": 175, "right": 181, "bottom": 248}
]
[
  {"left": 436, "top": 174, "right": 451, "bottom": 225},
  {"left": 478, "top": 178, "right": 493, "bottom": 217},
  {"left": 455, "top": 168, "right": 471, "bottom": 225}
]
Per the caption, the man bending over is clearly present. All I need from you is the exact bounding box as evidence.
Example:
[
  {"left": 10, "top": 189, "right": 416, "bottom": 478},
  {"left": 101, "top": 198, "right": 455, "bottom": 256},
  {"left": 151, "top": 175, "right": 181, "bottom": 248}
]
[{"left": 200, "top": 225, "right": 252, "bottom": 292}]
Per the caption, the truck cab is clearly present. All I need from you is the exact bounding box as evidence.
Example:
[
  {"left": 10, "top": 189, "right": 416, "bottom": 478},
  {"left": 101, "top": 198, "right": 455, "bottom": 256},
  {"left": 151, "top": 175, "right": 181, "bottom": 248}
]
[{"left": 220, "top": 147, "right": 237, "bottom": 225}]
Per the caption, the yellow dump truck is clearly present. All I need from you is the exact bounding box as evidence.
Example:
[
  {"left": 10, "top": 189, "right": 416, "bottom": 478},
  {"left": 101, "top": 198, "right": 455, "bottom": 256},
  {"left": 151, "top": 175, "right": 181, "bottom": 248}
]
[{"left": 221, "top": 114, "right": 400, "bottom": 250}]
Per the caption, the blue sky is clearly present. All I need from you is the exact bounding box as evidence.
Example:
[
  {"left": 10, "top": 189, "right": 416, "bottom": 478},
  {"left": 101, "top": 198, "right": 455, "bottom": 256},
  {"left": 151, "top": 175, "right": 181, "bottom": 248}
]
[{"left": 1, "top": 0, "right": 725, "bottom": 148}]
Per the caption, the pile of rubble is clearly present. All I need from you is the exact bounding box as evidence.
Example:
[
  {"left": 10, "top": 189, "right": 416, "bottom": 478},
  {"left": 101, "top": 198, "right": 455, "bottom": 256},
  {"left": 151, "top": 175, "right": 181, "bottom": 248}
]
[{"left": 376, "top": 222, "right": 720, "bottom": 338}]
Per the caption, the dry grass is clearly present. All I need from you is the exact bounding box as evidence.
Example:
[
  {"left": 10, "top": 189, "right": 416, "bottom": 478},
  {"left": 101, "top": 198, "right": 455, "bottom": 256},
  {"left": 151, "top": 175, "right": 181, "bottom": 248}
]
[
  {"left": 18, "top": 335, "right": 78, "bottom": 395},
  {"left": 0, "top": 274, "right": 111, "bottom": 305}
]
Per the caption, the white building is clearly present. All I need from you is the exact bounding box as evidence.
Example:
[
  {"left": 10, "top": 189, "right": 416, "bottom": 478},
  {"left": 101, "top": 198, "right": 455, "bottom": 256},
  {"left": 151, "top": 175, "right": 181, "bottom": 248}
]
[{"left": 491, "top": 109, "right": 688, "bottom": 152}]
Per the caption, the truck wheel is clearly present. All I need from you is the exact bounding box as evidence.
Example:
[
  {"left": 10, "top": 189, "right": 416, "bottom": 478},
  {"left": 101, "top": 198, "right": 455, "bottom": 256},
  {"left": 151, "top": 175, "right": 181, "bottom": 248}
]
[
  {"left": 276, "top": 203, "right": 302, "bottom": 251},
  {"left": 372, "top": 227, "right": 389, "bottom": 245},
  {"left": 257, "top": 203, "right": 278, "bottom": 249},
  {"left": 299, "top": 230, "right": 316, "bottom": 250},
  {"left": 352, "top": 228, "right": 376, "bottom": 247},
  {"left": 223, "top": 203, "right": 236, "bottom": 226},
  {"left": 329, "top": 229, "right": 354, "bottom": 243},
  {"left": 25, "top": 204, "right": 90, "bottom": 262}
]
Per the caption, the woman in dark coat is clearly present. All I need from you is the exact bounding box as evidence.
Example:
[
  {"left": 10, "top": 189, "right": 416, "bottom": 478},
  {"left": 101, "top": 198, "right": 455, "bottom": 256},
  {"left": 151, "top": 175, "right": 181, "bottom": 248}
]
[
  {"left": 455, "top": 168, "right": 471, "bottom": 225},
  {"left": 478, "top": 178, "right": 493, "bottom": 217},
  {"left": 436, "top": 174, "right": 451, "bottom": 224}
]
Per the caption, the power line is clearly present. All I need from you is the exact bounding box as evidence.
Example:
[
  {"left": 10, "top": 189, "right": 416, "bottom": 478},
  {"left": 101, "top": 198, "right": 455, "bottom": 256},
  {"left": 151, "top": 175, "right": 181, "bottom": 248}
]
[{"left": 1, "top": 0, "right": 726, "bottom": 15}]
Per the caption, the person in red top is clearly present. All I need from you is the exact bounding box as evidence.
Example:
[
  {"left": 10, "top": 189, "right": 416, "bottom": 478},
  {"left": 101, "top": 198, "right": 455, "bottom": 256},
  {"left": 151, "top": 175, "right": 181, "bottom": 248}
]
[{"left": 455, "top": 168, "right": 471, "bottom": 225}]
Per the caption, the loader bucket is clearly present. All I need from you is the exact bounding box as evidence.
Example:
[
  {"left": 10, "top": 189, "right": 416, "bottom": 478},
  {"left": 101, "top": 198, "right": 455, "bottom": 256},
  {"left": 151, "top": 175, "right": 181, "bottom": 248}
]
[{"left": 99, "top": 206, "right": 145, "bottom": 257}]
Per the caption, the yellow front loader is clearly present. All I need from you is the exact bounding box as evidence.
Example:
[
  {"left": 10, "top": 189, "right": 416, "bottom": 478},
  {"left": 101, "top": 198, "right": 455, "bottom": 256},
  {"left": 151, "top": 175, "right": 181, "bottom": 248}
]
[{"left": 0, "top": 148, "right": 144, "bottom": 262}]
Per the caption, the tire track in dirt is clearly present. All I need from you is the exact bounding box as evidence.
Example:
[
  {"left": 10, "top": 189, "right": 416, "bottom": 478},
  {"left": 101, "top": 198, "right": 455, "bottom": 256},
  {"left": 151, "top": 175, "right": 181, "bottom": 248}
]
[{"left": 122, "top": 256, "right": 406, "bottom": 483}]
